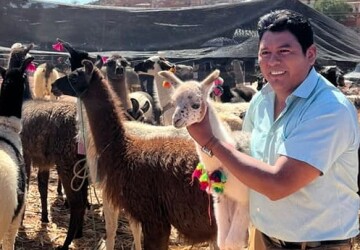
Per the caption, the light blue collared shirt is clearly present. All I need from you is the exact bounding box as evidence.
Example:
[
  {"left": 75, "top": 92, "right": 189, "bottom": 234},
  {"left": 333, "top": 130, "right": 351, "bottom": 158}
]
[{"left": 243, "top": 68, "right": 360, "bottom": 241}]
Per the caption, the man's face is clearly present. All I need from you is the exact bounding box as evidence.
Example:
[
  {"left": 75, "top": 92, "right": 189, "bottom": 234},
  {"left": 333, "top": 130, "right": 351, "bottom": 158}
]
[{"left": 258, "top": 30, "right": 316, "bottom": 94}]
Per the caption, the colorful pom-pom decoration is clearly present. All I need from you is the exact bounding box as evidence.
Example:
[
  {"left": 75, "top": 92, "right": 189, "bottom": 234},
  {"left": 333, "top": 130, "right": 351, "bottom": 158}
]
[
  {"left": 213, "top": 85, "right": 224, "bottom": 97},
  {"left": 213, "top": 77, "right": 224, "bottom": 86},
  {"left": 52, "top": 41, "right": 64, "bottom": 52},
  {"left": 26, "top": 62, "right": 36, "bottom": 73},
  {"left": 162, "top": 81, "right": 172, "bottom": 89},
  {"left": 192, "top": 163, "right": 227, "bottom": 194}
]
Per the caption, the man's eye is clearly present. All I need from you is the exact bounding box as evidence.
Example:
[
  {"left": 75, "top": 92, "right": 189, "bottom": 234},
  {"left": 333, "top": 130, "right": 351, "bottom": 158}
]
[
  {"left": 260, "top": 51, "right": 270, "bottom": 56},
  {"left": 191, "top": 103, "right": 200, "bottom": 109},
  {"left": 279, "top": 49, "right": 290, "bottom": 54}
]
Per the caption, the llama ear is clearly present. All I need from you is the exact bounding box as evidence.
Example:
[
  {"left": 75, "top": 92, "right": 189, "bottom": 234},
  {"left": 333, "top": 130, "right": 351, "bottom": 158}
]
[
  {"left": 57, "top": 38, "right": 75, "bottom": 53},
  {"left": 82, "top": 59, "right": 94, "bottom": 77},
  {"left": 200, "top": 69, "right": 220, "bottom": 94},
  {"left": 95, "top": 55, "right": 104, "bottom": 69},
  {"left": 130, "top": 98, "right": 140, "bottom": 112},
  {"left": 141, "top": 100, "right": 150, "bottom": 113},
  {"left": 24, "top": 43, "right": 34, "bottom": 55},
  {"left": 158, "top": 70, "right": 182, "bottom": 88}
]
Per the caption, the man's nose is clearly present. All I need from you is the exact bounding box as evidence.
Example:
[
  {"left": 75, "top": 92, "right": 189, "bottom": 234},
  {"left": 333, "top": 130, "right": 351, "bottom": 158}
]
[{"left": 267, "top": 53, "right": 281, "bottom": 66}]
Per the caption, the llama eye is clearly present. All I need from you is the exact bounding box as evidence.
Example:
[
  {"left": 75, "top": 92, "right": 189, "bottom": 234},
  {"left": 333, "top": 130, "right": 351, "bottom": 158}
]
[{"left": 191, "top": 103, "right": 200, "bottom": 109}]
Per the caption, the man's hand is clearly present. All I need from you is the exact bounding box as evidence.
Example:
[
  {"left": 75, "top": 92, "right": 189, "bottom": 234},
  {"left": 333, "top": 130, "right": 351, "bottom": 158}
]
[{"left": 186, "top": 109, "right": 214, "bottom": 147}]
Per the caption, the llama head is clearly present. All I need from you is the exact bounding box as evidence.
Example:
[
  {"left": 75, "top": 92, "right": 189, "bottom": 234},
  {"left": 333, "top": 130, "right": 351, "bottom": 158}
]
[
  {"left": 174, "top": 64, "right": 194, "bottom": 81},
  {"left": 104, "top": 54, "right": 130, "bottom": 80},
  {"left": 52, "top": 59, "right": 102, "bottom": 98},
  {"left": 57, "top": 38, "right": 97, "bottom": 71},
  {"left": 158, "top": 69, "right": 220, "bottom": 128},
  {"left": 0, "top": 57, "right": 34, "bottom": 118},
  {"left": 134, "top": 56, "right": 174, "bottom": 75},
  {"left": 8, "top": 43, "right": 33, "bottom": 69}
]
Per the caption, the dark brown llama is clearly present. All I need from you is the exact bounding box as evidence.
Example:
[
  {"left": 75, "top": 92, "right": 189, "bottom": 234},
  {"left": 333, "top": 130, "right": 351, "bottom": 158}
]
[{"left": 51, "top": 60, "right": 217, "bottom": 250}]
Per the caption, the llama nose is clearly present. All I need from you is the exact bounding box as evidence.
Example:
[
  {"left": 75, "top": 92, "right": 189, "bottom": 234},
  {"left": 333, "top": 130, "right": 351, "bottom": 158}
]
[{"left": 115, "top": 67, "right": 124, "bottom": 74}]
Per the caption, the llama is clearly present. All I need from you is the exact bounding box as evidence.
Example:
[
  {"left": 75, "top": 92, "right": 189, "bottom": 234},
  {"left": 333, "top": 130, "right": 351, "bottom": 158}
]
[
  {"left": 318, "top": 65, "right": 345, "bottom": 87},
  {"left": 51, "top": 59, "right": 218, "bottom": 250},
  {"left": 57, "top": 40, "right": 144, "bottom": 249},
  {"left": 0, "top": 57, "right": 33, "bottom": 250},
  {"left": 21, "top": 99, "right": 89, "bottom": 250},
  {"left": 174, "top": 64, "right": 194, "bottom": 81},
  {"left": 159, "top": 69, "right": 250, "bottom": 250},
  {"left": 5, "top": 42, "right": 88, "bottom": 250},
  {"left": 103, "top": 54, "right": 132, "bottom": 111},
  {"left": 134, "top": 56, "right": 175, "bottom": 125},
  {"left": 33, "top": 62, "right": 60, "bottom": 100},
  {"left": 129, "top": 91, "right": 156, "bottom": 124},
  {"left": 7, "top": 43, "right": 34, "bottom": 101},
  {"left": 102, "top": 54, "right": 155, "bottom": 124}
]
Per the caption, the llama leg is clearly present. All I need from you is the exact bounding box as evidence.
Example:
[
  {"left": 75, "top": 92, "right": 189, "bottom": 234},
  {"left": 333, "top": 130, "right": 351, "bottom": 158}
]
[
  {"left": 56, "top": 165, "right": 63, "bottom": 197},
  {"left": 128, "top": 215, "right": 142, "bottom": 250},
  {"left": 225, "top": 202, "right": 250, "bottom": 250},
  {"left": 2, "top": 204, "right": 25, "bottom": 250},
  {"left": 214, "top": 195, "right": 232, "bottom": 250},
  {"left": 56, "top": 168, "right": 88, "bottom": 250},
  {"left": 21, "top": 154, "right": 31, "bottom": 226},
  {"left": 103, "top": 193, "right": 119, "bottom": 250},
  {"left": 57, "top": 178, "right": 63, "bottom": 196},
  {"left": 142, "top": 222, "right": 171, "bottom": 250},
  {"left": 37, "top": 168, "right": 50, "bottom": 223}
]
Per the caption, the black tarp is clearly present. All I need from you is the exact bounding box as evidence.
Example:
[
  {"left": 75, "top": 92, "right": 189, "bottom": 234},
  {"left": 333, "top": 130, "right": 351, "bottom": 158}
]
[{"left": 1, "top": 0, "right": 360, "bottom": 62}]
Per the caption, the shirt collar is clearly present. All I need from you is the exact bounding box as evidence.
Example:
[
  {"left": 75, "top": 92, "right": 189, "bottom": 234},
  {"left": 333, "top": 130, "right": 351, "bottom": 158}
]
[{"left": 260, "top": 67, "right": 319, "bottom": 99}]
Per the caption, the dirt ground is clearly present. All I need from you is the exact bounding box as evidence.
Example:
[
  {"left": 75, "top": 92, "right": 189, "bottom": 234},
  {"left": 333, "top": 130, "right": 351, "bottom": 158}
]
[
  {"left": 14, "top": 168, "right": 211, "bottom": 250},
  {"left": 12, "top": 167, "right": 360, "bottom": 250}
]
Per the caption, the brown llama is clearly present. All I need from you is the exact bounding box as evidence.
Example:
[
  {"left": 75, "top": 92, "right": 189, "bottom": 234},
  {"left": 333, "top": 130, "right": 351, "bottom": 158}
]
[
  {"left": 102, "top": 54, "right": 132, "bottom": 111},
  {"left": 51, "top": 60, "right": 217, "bottom": 250},
  {"left": 6, "top": 43, "right": 88, "bottom": 250}
]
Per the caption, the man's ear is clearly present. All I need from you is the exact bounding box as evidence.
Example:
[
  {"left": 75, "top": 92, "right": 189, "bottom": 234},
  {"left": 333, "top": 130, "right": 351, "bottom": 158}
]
[{"left": 306, "top": 44, "right": 317, "bottom": 66}]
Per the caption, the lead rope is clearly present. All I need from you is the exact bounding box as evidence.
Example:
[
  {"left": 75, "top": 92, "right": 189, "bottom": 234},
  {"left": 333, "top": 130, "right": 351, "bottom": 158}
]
[{"left": 72, "top": 98, "right": 101, "bottom": 246}]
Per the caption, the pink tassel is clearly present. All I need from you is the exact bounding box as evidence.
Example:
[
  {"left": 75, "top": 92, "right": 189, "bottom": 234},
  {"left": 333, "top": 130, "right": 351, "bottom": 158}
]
[
  {"left": 101, "top": 56, "right": 108, "bottom": 63},
  {"left": 26, "top": 62, "right": 36, "bottom": 72},
  {"left": 52, "top": 41, "right": 64, "bottom": 52},
  {"left": 213, "top": 86, "right": 224, "bottom": 96},
  {"left": 213, "top": 77, "right": 224, "bottom": 86}
]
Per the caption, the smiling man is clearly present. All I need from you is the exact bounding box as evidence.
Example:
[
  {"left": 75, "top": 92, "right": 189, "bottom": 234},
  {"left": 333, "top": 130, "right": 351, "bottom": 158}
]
[{"left": 186, "top": 9, "right": 359, "bottom": 250}]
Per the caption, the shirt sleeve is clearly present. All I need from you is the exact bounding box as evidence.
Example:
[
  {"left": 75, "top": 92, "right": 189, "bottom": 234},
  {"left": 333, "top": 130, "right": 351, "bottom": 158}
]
[{"left": 278, "top": 100, "right": 358, "bottom": 174}]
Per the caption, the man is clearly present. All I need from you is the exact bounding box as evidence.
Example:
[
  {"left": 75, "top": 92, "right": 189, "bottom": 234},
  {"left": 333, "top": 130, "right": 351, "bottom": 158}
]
[{"left": 187, "top": 9, "right": 359, "bottom": 250}]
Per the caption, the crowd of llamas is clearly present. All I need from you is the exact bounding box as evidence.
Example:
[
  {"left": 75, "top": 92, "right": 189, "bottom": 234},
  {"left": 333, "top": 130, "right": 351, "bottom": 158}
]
[{"left": 0, "top": 39, "right": 360, "bottom": 250}]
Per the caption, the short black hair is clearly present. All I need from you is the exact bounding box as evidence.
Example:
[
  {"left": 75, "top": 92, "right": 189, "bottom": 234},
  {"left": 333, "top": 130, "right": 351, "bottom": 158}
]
[{"left": 257, "top": 9, "right": 314, "bottom": 54}]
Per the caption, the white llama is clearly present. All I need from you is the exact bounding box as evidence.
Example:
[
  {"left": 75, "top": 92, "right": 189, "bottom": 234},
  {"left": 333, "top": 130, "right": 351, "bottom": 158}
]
[{"left": 159, "top": 69, "right": 250, "bottom": 250}]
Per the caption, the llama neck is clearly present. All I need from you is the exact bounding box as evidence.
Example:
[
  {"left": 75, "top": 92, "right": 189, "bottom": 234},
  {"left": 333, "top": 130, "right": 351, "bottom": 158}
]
[
  {"left": 153, "top": 74, "right": 173, "bottom": 107},
  {"left": 196, "top": 102, "right": 235, "bottom": 171},
  {"left": 80, "top": 73, "right": 128, "bottom": 158},
  {"left": 207, "top": 103, "right": 234, "bottom": 143},
  {"left": 0, "top": 86, "right": 24, "bottom": 119},
  {"left": 108, "top": 77, "right": 132, "bottom": 111},
  {"left": 23, "top": 76, "right": 33, "bottom": 101}
]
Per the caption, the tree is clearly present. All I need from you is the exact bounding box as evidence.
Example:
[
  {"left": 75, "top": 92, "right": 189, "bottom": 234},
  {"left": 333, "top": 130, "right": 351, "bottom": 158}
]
[{"left": 314, "top": 0, "right": 353, "bottom": 22}]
